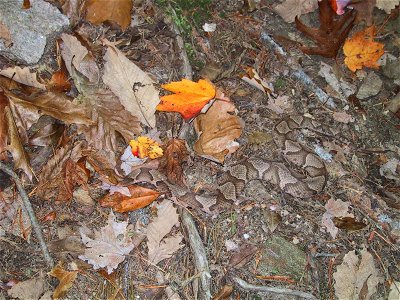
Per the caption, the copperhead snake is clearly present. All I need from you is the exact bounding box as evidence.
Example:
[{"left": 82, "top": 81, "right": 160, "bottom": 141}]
[{"left": 130, "top": 115, "right": 329, "bottom": 214}]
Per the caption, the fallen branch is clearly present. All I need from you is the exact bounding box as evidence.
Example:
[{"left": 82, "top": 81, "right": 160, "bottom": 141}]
[
  {"left": 181, "top": 209, "right": 212, "bottom": 300},
  {"left": 0, "top": 162, "right": 54, "bottom": 268},
  {"left": 232, "top": 276, "right": 317, "bottom": 300},
  {"left": 260, "top": 31, "right": 336, "bottom": 109}
]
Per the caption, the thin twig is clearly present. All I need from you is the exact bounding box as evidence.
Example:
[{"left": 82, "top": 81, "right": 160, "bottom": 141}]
[
  {"left": 260, "top": 31, "right": 336, "bottom": 109},
  {"left": 232, "top": 276, "right": 317, "bottom": 299},
  {"left": 0, "top": 162, "right": 54, "bottom": 268}
]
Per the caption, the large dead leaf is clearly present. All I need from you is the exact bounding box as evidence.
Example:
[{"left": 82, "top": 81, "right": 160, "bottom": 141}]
[
  {"left": 60, "top": 33, "right": 100, "bottom": 83},
  {"left": 333, "top": 249, "right": 382, "bottom": 299},
  {"left": 99, "top": 184, "right": 160, "bottom": 212},
  {"left": 7, "top": 275, "right": 45, "bottom": 300},
  {"left": 159, "top": 139, "right": 189, "bottom": 186},
  {"left": 274, "top": 0, "right": 318, "bottom": 23},
  {"left": 295, "top": 0, "right": 355, "bottom": 58},
  {"left": 85, "top": 0, "right": 133, "bottom": 30},
  {"left": 48, "top": 262, "right": 78, "bottom": 300},
  {"left": 79, "top": 210, "right": 135, "bottom": 274},
  {"left": 194, "top": 100, "right": 243, "bottom": 163},
  {"left": 76, "top": 87, "right": 142, "bottom": 169},
  {"left": 0, "top": 66, "right": 45, "bottom": 90},
  {"left": 156, "top": 79, "right": 216, "bottom": 120},
  {"left": 343, "top": 26, "right": 385, "bottom": 72},
  {"left": 102, "top": 39, "right": 159, "bottom": 128},
  {"left": 146, "top": 200, "right": 184, "bottom": 265}
]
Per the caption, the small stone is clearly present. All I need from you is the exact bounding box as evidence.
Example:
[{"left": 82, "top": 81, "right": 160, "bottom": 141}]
[
  {"left": 356, "top": 72, "right": 383, "bottom": 100},
  {"left": 383, "top": 58, "right": 400, "bottom": 80},
  {"left": 0, "top": 0, "right": 69, "bottom": 64}
]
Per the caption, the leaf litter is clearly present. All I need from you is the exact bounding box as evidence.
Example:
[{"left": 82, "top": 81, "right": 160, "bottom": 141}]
[{"left": 0, "top": 0, "right": 399, "bottom": 299}]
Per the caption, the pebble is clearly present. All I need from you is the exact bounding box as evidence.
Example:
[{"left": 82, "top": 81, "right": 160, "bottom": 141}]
[
  {"left": 0, "top": 0, "right": 69, "bottom": 64},
  {"left": 356, "top": 72, "right": 383, "bottom": 100}
]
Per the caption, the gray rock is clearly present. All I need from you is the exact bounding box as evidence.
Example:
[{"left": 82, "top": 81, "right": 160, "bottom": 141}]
[
  {"left": 383, "top": 58, "right": 400, "bottom": 80},
  {"left": 0, "top": 0, "right": 69, "bottom": 64},
  {"left": 356, "top": 72, "right": 383, "bottom": 100}
]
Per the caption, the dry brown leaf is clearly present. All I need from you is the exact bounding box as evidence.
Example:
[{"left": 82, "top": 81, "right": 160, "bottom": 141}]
[
  {"left": 79, "top": 210, "right": 135, "bottom": 274},
  {"left": 0, "top": 91, "right": 9, "bottom": 159},
  {"left": 321, "top": 198, "right": 353, "bottom": 238},
  {"left": 76, "top": 87, "right": 141, "bottom": 170},
  {"left": 47, "top": 70, "right": 71, "bottom": 92},
  {"left": 146, "top": 200, "right": 184, "bottom": 265},
  {"left": 0, "top": 21, "right": 12, "bottom": 47},
  {"left": 0, "top": 66, "right": 45, "bottom": 90},
  {"left": 159, "top": 139, "right": 188, "bottom": 186},
  {"left": 333, "top": 249, "right": 382, "bottom": 299},
  {"left": 48, "top": 262, "right": 78, "bottom": 300},
  {"left": 99, "top": 184, "right": 160, "bottom": 212},
  {"left": 61, "top": 0, "right": 85, "bottom": 26},
  {"left": 56, "top": 159, "right": 89, "bottom": 202},
  {"left": 36, "top": 142, "right": 83, "bottom": 200},
  {"left": 85, "top": 0, "right": 133, "bottom": 30},
  {"left": 83, "top": 149, "right": 120, "bottom": 185},
  {"left": 274, "top": 0, "right": 319, "bottom": 23},
  {"left": 7, "top": 276, "right": 45, "bottom": 300},
  {"left": 60, "top": 33, "right": 100, "bottom": 83},
  {"left": 5, "top": 106, "right": 34, "bottom": 180},
  {"left": 102, "top": 39, "right": 159, "bottom": 128},
  {"left": 194, "top": 100, "right": 243, "bottom": 163},
  {"left": 0, "top": 188, "right": 32, "bottom": 241}
]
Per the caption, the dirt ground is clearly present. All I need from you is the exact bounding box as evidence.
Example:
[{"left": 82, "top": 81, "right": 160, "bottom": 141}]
[{"left": 0, "top": 0, "right": 399, "bottom": 299}]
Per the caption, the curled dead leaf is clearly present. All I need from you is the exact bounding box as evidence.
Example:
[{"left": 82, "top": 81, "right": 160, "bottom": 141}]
[
  {"left": 194, "top": 100, "right": 243, "bottom": 163},
  {"left": 99, "top": 184, "right": 160, "bottom": 212}
]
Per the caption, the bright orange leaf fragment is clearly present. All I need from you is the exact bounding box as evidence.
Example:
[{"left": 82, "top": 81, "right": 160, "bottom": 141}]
[
  {"left": 343, "top": 26, "right": 384, "bottom": 72},
  {"left": 99, "top": 185, "right": 160, "bottom": 212},
  {"left": 129, "top": 136, "right": 163, "bottom": 159},
  {"left": 156, "top": 79, "right": 216, "bottom": 120}
]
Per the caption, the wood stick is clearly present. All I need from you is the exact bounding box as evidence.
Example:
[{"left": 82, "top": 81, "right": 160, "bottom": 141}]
[{"left": 0, "top": 162, "right": 54, "bottom": 268}]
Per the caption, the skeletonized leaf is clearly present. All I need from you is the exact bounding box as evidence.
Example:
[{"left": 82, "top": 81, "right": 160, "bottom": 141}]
[
  {"left": 333, "top": 249, "right": 382, "bottom": 299},
  {"left": 48, "top": 262, "right": 78, "bottom": 300},
  {"left": 0, "top": 66, "right": 45, "bottom": 90},
  {"left": 79, "top": 210, "right": 135, "bottom": 274},
  {"left": 85, "top": 0, "right": 133, "bottom": 30},
  {"left": 102, "top": 39, "right": 159, "bottom": 128},
  {"left": 146, "top": 200, "right": 184, "bottom": 265},
  {"left": 194, "top": 100, "right": 243, "bottom": 163}
]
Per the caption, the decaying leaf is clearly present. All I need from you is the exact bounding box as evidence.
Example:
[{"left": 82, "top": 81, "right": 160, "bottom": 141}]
[
  {"left": 274, "top": 0, "right": 319, "bottom": 23},
  {"left": 129, "top": 136, "right": 163, "bottom": 159},
  {"left": 343, "top": 26, "right": 385, "bottom": 72},
  {"left": 85, "top": 0, "right": 133, "bottom": 30},
  {"left": 376, "top": 0, "right": 399, "bottom": 13},
  {"left": 0, "top": 21, "right": 12, "bottom": 47},
  {"left": 157, "top": 79, "right": 216, "bottom": 120},
  {"left": 333, "top": 249, "right": 382, "bottom": 299},
  {"left": 102, "top": 39, "right": 159, "bottom": 128},
  {"left": 159, "top": 139, "right": 188, "bottom": 186},
  {"left": 241, "top": 67, "right": 272, "bottom": 94},
  {"left": 99, "top": 184, "right": 160, "bottom": 212},
  {"left": 60, "top": 33, "right": 100, "bottom": 83},
  {"left": 47, "top": 70, "right": 71, "bottom": 92},
  {"left": 83, "top": 149, "right": 120, "bottom": 185},
  {"left": 332, "top": 216, "right": 367, "bottom": 231},
  {"left": 322, "top": 198, "right": 353, "bottom": 238},
  {"left": 7, "top": 275, "right": 45, "bottom": 300},
  {"left": 61, "top": 0, "right": 85, "bottom": 26},
  {"left": 0, "top": 66, "right": 45, "bottom": 90},
  {"left": 49, "top": 262, "right": 78, "bottom": 300},
  {"left": 79, "top": 210, "right": 135, "bottom": 274},
  {"left": 295, "top": 0, "right": 356, "bottom": 58},
  {"left": 0, "top": 91, "right": 9, "bottom": 159},
  {"left": 332, "top": 111, "right": 355, "bottom": 124},
  {"left": 56, "top": 158, "right": 89, "bottom": 202},
  {"left": 146, "top": 200, "right": 184, "bottom": 265},
  {"left": 194, "top": 100, "right": 243, "bottom": 163}
]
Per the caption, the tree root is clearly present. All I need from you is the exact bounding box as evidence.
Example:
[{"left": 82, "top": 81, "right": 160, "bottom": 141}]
[
  {"left": 232, "top": 276, "right": 317, "bottom": 299},
  {"left": 260, "top": 31, "right": 336, "bottom": 109},
  {"left": 0, "top": 162, "right": 54, "bottom": 268}
]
